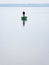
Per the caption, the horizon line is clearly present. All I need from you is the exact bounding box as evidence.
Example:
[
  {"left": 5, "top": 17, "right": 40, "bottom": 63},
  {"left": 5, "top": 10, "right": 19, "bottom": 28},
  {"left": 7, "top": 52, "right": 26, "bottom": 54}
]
[{"left": 0, "top": 4, "right": 49, "bottom": 7}]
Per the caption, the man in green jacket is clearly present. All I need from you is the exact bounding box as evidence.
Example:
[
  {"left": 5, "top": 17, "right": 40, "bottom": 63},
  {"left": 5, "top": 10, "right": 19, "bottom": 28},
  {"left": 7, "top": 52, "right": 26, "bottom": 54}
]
[{"left": 21, "top": 11, "right": 27, "bottom": 26}]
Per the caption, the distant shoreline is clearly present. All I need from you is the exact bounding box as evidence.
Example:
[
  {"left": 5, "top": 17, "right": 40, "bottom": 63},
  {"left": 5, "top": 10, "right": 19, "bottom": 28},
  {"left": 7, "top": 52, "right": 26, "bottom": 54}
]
[{"left": 0, "top": 4, "right": 49, "bottom": 7}]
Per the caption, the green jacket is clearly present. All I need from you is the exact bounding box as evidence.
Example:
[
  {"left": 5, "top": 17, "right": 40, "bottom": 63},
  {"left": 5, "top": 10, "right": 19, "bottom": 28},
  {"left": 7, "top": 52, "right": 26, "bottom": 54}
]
[{"left": 21, "top": 16, "right": 27, "bottom": 22}]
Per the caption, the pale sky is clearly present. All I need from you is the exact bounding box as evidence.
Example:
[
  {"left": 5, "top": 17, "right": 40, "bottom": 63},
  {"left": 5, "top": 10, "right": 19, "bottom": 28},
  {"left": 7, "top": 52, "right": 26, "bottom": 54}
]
[{"left": 0, "top": 0, "right": 49, "bottom": 3}]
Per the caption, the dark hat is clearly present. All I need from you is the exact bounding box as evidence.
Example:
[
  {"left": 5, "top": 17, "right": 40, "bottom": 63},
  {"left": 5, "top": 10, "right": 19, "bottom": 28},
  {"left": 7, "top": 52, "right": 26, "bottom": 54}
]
[{"left": 23, "top": 11, "right": 25, "bottom": 15}]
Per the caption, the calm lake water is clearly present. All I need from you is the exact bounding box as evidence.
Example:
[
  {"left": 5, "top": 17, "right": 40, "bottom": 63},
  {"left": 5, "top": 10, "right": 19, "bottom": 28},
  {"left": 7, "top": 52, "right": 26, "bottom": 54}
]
[{"left": 0, "top": 7, "right": 49, "bottom": 65}]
